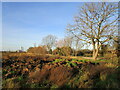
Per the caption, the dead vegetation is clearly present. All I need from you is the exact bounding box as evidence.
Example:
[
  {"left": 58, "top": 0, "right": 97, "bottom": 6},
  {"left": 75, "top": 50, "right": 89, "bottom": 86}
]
[{"left": 2, "top": 52, "right": 119, "bottom": 88}]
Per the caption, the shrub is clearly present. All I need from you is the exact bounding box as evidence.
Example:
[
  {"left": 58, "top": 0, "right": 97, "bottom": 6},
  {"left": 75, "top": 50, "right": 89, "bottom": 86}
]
[
  {"left": 27, "top": 46, "right": 47, "bottom": 55},
  {"left": 53, "top": 47, "right": 73, "bottom": 56},
  {"left": 52, "top": 47, "right": 63, "bottom": 55},
  {"left": 76, "top": 51, "right": 84, "bottom": 56}
]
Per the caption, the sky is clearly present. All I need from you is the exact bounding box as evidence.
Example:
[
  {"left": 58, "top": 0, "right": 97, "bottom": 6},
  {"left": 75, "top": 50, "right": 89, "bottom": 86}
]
[
  {"left": 2, "top": 2, "right": 83, "bottom": 51},
  {"left": 0, "top": 2, "right": 2, "bottom": 51}
]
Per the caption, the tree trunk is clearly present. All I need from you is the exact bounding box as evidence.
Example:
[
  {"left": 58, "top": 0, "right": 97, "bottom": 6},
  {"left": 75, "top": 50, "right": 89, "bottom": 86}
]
[
  {"left": 75, "top": 51, "right": 77, "bottom": 56},
  {"left": 93, "top": 43, "right": 100, "bottom": 60},
  {"left": 93, "top": 48, "right": 99, "bottom": 60},
  {"left": 92, "top": 42, "right": 99, "bottom": 60},
  {"left": 92, "top": 41, "right": 96, "bottom": 60},
  {"left": 93, "top": 49, "right": 95, "bottom": 58}
]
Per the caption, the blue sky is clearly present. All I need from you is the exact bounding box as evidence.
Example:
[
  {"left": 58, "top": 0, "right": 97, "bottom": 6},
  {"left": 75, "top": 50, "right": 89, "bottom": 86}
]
[
  {"left": 2, "top": 2, "right": 83, "bottom": 51},
  {"left": 0, "top": 2, "right": 2, "bottom": 51}
]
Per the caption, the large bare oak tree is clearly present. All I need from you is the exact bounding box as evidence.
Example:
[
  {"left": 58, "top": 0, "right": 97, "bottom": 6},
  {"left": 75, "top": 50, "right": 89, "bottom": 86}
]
[{"left": 67, "top": 2, "right": 118, "bottom": 60}]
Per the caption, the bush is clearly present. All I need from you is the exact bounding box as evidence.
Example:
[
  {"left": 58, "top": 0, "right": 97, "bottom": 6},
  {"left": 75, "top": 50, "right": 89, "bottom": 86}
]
[
  {"left": 27, "top": 46, "right": 47, "bottom": 55},
  {"left": 53, "top": 47, "right": 73, "bottom": 56},
  {"left": 76, "top": 51, "right": 84, "bottom": 56},
  {"left": 76, "top": 49, "right": 92, "bottom": 56},
  {"left": 84, "top": 54, "right": 92, "bottom": 57}
]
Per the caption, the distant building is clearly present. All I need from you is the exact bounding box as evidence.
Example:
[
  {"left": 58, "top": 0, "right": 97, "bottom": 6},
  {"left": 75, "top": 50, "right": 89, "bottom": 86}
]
[{"left": 16, "top": 50, "right": 26, "bottom": 53}]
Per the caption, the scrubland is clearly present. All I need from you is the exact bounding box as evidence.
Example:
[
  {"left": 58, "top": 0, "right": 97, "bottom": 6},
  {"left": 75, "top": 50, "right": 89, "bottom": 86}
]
[{"left": 2, "top": 52, "right": 119, "bottom": 88}]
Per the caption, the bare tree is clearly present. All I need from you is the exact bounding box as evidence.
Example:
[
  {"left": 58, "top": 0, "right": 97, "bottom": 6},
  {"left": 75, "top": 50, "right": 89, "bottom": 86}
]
[
  {"left": 42, "top": 35, "right": 57, "bottom": 53},
  {"left": 55, "top": 39, "right": 65, "bottom": 48},
  {"left": 73, "top": 37, "right": 84, "bottom": 56},
  {"left": 56, "top": 37, "right": 73, "bottom": 48},
  {"left": 63, "top": 37, "right": 73, "bottom": 47},
  {"left": 67, "top": 2, "right": 118, "bottom": 60}
]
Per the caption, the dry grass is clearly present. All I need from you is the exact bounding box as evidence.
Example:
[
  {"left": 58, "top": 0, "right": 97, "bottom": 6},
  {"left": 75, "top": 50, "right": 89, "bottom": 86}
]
[
  {"left": 3, "top": 78, "right": 20, "bottom": 88},
  {"left": 2, "top": 52, "right": 119, "bottom": 88}
]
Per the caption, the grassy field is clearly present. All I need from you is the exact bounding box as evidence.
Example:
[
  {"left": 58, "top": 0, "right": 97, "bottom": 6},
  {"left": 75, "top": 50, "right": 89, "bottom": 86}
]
[{"left": 2, "top": 52, "right": 119, "bottom": 88}]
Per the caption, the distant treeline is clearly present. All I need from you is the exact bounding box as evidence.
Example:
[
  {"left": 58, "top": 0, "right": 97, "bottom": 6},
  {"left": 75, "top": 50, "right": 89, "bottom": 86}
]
[{"left": 27, "top": 45, "right": 117, "bottom": 57}]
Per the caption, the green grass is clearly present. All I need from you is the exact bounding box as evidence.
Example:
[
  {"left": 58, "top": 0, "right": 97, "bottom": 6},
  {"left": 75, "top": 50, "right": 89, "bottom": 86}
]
[
  {"left": 52, "top": 58, "right": 106, "bottom": 64},
  {"left": 50, "top": 84, "right": 59, "bottom": 88},
  {"left": 52, "top": 59, "right": 65, "bottom": 63},
  {"left": 66, "top": 63, "right": 72, "bottom": 67},
  {"left": 77, "top": 60, "right": 83, "bottom": 62},
  {"left": 10, "top": 71, "right": 15, "bottom": 74},
  {"left": 51, "top": 58, "right": 101, "bottom": 67},
  {"left": 17, "top": 76, "right": 23, "bottom": 81},
  {"left": 71, "top": 59, "right": 77, "bottom": 61},
  {"left": 3, "top": 70, "right": 7, "bottom": 75},
  {"left": 71, "top": 63, "right": 77, "bottom": 67}
]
